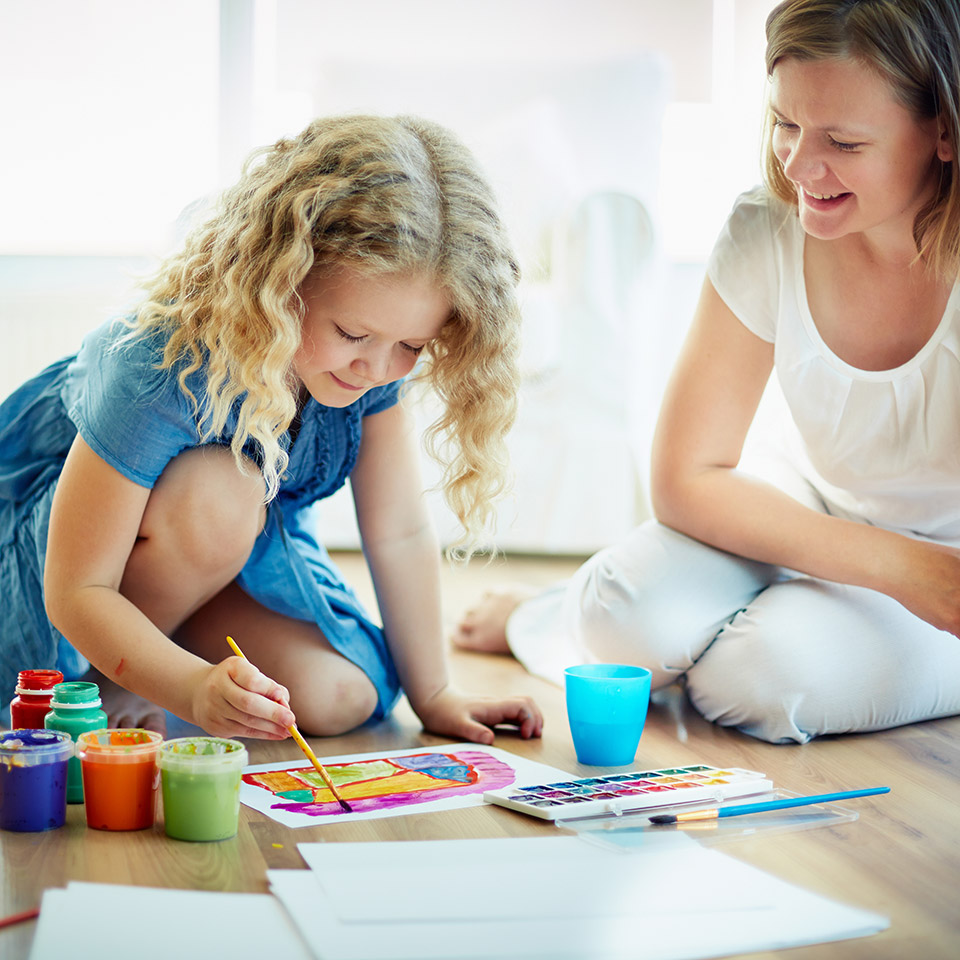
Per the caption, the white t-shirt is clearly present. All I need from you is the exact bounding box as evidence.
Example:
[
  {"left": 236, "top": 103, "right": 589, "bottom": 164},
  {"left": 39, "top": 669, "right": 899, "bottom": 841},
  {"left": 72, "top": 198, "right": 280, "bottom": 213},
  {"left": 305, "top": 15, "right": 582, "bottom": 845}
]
[{"left": 708, "top": 186, "right": 960, "bottom": 546}]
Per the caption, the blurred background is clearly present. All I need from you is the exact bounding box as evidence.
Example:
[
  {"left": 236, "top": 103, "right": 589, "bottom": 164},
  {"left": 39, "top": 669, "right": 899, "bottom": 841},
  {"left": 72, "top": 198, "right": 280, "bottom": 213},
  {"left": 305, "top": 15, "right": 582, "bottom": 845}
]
[{"left": 0, "top": 0, "right": 781, "bottom": 554}]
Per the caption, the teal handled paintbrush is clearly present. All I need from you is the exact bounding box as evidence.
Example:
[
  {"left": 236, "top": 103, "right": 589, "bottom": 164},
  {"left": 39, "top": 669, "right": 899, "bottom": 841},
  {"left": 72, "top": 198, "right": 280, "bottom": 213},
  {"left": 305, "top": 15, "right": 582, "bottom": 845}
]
[{"left": 649, "top": 786, "right": 890, "bottom": 824}]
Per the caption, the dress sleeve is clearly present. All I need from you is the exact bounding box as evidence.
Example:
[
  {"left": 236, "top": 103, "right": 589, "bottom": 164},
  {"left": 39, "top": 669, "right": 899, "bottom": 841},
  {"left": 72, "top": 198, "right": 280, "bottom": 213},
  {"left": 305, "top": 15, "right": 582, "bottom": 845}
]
[
  {"left": 358, "top": 378, "right": 405, "bottom": 417},
  {"left": 62, "top": 322, "right": 203, "bottom": 488},
  {"left": 706, "top": 187, "right": 783, "bottom": 343}
]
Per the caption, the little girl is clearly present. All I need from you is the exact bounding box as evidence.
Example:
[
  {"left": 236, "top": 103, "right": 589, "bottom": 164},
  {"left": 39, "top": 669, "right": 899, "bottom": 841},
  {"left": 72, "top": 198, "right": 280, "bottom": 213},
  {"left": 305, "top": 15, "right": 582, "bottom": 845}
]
[
  {"left": 0, "top": 114, "right": 542, "bottom": 743},
  {"left": 457, "top": 0, "right": 960, "bottom": 744}
]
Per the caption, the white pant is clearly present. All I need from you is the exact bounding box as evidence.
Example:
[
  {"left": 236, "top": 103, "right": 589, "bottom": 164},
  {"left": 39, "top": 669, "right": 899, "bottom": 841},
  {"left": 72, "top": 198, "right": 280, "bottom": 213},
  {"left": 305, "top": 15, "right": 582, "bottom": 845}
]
[{"left": 508, "top": 520, "right": 960, "bottom": 743}]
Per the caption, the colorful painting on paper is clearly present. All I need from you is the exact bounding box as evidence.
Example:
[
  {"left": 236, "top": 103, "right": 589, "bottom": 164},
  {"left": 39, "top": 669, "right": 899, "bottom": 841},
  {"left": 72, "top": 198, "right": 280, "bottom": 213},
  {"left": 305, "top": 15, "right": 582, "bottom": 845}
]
[{"left": 239, "top": 743, "right": 574, "bottom": 828}]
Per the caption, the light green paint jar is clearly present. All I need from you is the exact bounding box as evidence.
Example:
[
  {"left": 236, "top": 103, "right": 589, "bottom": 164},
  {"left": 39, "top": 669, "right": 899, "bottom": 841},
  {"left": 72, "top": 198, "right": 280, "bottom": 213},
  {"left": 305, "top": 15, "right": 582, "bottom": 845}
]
[
  {"left": 158, "top": 737, "right": 247, "bottom": 841},
  {"left": 43, "top": 682, "right": 107, "bottom": 803}
]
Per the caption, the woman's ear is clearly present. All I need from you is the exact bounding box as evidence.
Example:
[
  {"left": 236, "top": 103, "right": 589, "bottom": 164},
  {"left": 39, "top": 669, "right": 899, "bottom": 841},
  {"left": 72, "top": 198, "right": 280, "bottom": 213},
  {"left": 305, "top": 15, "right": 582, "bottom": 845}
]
[{"left": 936, "top": 121, "right": 955, "bottom": 162}]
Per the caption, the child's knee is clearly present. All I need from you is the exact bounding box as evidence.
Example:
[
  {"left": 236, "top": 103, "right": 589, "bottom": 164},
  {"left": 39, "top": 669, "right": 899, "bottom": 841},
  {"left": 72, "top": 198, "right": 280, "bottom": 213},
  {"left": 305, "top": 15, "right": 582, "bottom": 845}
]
[
  {"left": 290, "top": 661, "right": 378, "bottom": 736},
  {"left": 141, "top": 446, "right": 265, "bottom": 575}
]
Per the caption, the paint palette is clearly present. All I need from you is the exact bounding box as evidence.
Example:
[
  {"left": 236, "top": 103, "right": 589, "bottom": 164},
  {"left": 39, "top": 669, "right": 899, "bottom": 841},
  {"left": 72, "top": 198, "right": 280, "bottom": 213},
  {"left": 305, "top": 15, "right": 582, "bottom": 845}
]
[{"left": 483, "top": 764, "right": 773, "bottom": 821}]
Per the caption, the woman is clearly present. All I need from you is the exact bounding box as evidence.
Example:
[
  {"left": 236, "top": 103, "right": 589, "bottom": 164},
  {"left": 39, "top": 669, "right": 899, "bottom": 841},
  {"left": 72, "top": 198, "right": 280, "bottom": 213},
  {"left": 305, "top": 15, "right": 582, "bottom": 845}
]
[{"left": 456, "top": 0, "right": 960, "bottom": 744}]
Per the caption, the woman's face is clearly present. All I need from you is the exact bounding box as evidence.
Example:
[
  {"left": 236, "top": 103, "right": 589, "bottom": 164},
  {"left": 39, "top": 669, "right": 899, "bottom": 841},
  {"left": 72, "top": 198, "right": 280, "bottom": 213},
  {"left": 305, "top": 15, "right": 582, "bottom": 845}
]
[
  {"left": 294, "top": 265, "right": 450, "bottom": 408},
  {"left": 769, "top": 56, "right": 951, "bottom": 249}
]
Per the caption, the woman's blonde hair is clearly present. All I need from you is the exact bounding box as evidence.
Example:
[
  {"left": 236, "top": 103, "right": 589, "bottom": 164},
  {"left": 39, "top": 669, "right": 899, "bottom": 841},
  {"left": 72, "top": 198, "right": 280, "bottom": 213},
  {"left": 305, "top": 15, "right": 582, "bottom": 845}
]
[
  {"left": 762, "top": 0, "right": 960, "bottom": 278},
  {"left": 129, "top": 115, "right": 521, "bottom": 552}
]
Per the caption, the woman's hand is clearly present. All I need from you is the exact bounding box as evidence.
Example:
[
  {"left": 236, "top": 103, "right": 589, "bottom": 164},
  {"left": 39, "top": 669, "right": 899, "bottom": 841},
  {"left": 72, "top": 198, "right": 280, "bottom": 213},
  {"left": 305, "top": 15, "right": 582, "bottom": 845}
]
[
  {"left": 885, "top": 538, "right": 960, "bottom": 639},
  {"left": 190, "top": 657, "right": 296, "bottom": 740},
  {"left": 412, "top": 685, "right": 543, "bottom": 745}
]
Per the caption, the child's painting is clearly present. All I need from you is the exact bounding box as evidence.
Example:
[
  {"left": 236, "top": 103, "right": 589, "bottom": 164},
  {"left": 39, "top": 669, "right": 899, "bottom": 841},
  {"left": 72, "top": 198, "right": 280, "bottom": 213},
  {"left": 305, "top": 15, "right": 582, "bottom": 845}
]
[{"left": 240, "top": 743, "right": 574, "bottom": 827}]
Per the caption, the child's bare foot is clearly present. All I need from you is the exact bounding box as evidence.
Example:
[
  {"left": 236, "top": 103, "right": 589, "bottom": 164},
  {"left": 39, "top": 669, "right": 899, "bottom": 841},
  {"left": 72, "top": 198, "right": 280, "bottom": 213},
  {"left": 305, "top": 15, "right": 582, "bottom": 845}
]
[
  {"left": 80, "top": 667, "right": 168, "bottom": 735},
  {"left": 451, "top": 585, "right": 539, "bottom": 654}
]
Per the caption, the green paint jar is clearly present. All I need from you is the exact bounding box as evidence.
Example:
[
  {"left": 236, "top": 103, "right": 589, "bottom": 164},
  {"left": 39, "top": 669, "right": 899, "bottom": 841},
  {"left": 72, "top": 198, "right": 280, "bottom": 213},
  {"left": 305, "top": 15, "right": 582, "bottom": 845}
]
[
  {"left": 43, "top": 682, "right": 107, "bottom": 803},
  {"left": 158, "top": 737, "right": 247, "bottom": 842}
]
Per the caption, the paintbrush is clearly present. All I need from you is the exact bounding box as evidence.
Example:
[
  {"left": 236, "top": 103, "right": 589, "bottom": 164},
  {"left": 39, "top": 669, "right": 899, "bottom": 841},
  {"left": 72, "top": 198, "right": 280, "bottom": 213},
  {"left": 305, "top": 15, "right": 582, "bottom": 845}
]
[
  {"left": 225, "top": 635, "right": 352, "bottom": 813},
  {"left": 649, "top": 786, "right": 889, "bottom": 824}
]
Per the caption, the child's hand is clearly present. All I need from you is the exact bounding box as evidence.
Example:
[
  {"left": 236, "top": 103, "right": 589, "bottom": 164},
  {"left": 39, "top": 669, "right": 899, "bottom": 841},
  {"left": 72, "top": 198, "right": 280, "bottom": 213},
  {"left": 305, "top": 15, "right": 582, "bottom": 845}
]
[
  {"left": 412, "top": 685, "right": 543, "bottom": 745},
  {"left": 191, "top": 658, "right": 296, "bottom": 740}
]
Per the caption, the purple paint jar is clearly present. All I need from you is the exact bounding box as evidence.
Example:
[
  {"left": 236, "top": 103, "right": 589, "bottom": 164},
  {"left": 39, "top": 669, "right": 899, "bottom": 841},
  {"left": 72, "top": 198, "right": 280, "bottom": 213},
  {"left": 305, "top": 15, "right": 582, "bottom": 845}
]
[{"left": 0, "top": 729, "right": 74, "bottom": 832}]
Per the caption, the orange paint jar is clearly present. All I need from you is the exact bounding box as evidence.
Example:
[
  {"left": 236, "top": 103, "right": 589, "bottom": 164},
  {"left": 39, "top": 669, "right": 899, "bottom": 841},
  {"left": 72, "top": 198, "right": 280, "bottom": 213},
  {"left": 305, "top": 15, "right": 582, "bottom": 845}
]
[{"left": 76, "top": 729, "right": 163, "bottom": 831}]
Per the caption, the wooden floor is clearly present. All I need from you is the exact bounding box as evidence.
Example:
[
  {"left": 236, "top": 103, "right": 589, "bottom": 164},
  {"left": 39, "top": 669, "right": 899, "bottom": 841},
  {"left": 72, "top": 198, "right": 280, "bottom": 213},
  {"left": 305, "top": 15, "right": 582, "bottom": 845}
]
[{"left": 2, "top": 551, "right": 959, "bottom": 959}]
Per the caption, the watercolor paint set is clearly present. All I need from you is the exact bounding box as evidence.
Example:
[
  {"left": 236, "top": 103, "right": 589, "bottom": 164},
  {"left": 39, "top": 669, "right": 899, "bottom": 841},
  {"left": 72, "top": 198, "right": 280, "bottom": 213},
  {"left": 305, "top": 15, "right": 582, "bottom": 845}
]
[{"left": 483, "top": 764, "right": 774, "bottom": 821}]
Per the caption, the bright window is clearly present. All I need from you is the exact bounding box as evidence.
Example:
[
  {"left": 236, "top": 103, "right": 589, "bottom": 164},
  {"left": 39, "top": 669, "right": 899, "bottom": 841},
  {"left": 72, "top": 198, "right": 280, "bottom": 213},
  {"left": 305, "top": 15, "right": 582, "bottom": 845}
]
[{"left": 0, "top": 0, "right": 219, "bottom": 255}]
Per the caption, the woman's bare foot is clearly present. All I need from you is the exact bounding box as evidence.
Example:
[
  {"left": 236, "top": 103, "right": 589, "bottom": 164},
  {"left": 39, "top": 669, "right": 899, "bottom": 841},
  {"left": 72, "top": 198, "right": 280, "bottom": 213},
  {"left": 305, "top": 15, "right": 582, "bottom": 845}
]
[
  {"left": 451, "top": 585, "right": 539, "bottom": 654},
  {"left": 80, "top": 667, "right": 168, "bottom": 735}
]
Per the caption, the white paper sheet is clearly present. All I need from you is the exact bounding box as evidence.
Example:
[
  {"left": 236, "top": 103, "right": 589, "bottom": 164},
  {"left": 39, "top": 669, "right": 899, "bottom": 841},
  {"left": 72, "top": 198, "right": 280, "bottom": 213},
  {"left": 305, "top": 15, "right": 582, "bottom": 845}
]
[
  {"left": 298, "top": 835, "right": 775, "bottom": 920},
  {"left": 270, "top": 835, "right": 889, "bottom": 960},
  {"left": 29, "top": 883, "right": 313, "bottom": 960},
  {"left": 240, "top": 742, "right": 574, "bottom": 827}
]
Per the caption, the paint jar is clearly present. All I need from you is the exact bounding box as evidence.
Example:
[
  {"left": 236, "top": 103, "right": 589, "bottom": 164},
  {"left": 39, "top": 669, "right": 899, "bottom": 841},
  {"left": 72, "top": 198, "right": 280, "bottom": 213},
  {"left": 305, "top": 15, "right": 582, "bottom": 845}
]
[
  {"left": 44, "top": 682, "right": 108, "bottom": 803},
  {"left": 9, "top": 669, "right": 65, "bottom": 729},
  {"left": 158, "top": 737, "right": 248, "bottom": 842},
  {"left": 76, "top": 729, "right": 163, "bottom": 831},
  {"left": 0, "top": 729, "right": 74, "bottom": 832}
]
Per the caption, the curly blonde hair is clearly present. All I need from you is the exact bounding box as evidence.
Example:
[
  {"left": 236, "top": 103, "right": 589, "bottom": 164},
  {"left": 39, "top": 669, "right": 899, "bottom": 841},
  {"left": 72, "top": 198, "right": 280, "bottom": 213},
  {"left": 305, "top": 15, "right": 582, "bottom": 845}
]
[
  {"left": 129, "top": 115, "right": 521, "bottom": 551},
  {"left": 763, "top": 0, "right": 960, "bottom": 280}
]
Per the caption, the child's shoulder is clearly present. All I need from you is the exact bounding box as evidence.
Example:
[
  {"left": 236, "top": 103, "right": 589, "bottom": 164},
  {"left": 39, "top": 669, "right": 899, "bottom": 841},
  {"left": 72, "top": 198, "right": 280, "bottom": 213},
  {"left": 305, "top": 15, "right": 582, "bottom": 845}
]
[
  {"left": 69, "top": 317, "right": 194, "bottom": 409},
  {"left": 355, "top": 379, "right": 406, "bottom": 418},
  {"left": 77, "top": 316, "right": 167, "bottom": 368}
]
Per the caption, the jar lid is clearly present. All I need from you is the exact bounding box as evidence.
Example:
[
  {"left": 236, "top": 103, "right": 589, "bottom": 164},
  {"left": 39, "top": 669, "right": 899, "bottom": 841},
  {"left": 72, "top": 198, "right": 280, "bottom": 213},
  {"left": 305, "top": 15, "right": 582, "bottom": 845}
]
[
  {"left": 50, "top": 681, "right": 103, "bottom": 709},
  {"left": 76, "top": 728, "right": 163, "bottom": 762},
  {"left": 14, "top": 669, "right": 65, "bottom": 695},
  {"left": 157, "top": 736, "right": 247, "bottom": 772},
  {"left": 0, "top": 729, "right": 75, "bottom": 765}
]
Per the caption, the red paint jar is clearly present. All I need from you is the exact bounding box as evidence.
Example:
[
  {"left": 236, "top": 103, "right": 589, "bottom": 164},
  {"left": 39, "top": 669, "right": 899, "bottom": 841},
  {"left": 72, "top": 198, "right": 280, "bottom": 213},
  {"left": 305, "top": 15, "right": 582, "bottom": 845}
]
[{"left": 9, "top": 670, "right": 64, "bottom": 730}]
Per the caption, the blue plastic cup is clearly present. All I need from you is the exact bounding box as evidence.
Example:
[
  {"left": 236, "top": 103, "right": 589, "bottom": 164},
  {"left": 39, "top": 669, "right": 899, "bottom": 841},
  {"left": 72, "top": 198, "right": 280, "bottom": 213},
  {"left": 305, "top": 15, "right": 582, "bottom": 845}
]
[{"left": 564, "top": 664, "right": 652, "bottom": 766}]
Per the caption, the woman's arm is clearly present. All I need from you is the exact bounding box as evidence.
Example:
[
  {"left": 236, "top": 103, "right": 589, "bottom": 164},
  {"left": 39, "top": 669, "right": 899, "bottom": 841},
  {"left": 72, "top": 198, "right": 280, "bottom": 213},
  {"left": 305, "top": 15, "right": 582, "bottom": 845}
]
[
  {"left": 351, "top": 403, "right": 542, "bottom": 742},
  {"left": 652, "top": 277, "right": 960, "bottom": 638},
  {"left": 43, "top": 434, "right": 295, "bottom": 736}
]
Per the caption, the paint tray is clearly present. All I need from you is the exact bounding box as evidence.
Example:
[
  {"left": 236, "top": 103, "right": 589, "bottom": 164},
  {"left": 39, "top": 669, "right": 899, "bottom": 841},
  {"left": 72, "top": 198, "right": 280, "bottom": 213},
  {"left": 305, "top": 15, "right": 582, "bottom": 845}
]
[{"left": 555, "top": 789, "right": 860, "bottom": 849}]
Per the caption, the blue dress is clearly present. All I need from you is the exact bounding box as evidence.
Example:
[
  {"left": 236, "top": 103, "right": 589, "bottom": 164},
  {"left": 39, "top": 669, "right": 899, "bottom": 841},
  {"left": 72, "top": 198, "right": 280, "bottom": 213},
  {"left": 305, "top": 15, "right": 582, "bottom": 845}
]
[{"left": 0, "top": 319, "right": 402, "bottom": 720}]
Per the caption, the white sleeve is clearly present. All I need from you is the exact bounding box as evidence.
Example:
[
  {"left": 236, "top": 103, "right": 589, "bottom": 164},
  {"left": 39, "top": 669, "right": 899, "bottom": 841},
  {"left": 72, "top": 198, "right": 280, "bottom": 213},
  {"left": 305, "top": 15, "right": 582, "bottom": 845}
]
[{"left": 706, "top": 187, "right": 782, "bottom": 343}]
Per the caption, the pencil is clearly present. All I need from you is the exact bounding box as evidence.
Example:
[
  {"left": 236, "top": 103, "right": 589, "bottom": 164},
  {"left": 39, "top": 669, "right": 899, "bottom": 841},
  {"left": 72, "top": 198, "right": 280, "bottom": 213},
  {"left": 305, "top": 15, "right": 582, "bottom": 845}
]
[
  {"left": 0, "top": 906, "right": 40, "bottom": 930},
  {"left": 225, "top": 635, "right": 352, "bottom": 813},
  {"left": 649, "top": 786, "right": 890, "bottom": 824}
]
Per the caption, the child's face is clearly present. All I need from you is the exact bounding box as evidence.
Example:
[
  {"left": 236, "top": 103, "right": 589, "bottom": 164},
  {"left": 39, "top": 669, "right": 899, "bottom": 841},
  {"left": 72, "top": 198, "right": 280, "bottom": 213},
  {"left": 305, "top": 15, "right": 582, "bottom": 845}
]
[
  {"left": 294, "top": 266, "right": 450, "bottom": 407},
  {"left": 769, "top": 56, "right": 950, "bottom": 247}
]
